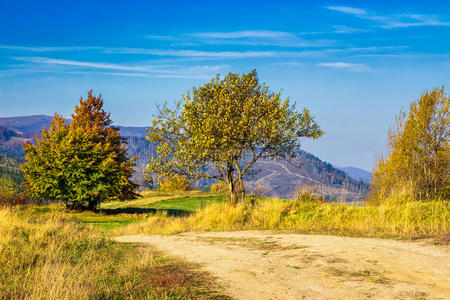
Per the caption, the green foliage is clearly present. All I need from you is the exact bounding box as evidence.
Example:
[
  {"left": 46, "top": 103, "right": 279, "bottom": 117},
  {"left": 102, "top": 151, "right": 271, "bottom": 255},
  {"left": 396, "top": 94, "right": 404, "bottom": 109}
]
[
  {"left": 147, "top": 70, "right": 323, "bottom": 204},
  {"left": 370, "top": 87, "right": 449, "bottom": 203},
  {"left": 22, "top": 91, "right": 139, "bottom": 210}
]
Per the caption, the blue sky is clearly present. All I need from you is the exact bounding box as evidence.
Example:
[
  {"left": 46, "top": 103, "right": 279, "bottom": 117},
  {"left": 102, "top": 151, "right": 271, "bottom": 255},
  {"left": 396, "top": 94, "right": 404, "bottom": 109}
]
[{"left": 1, "top": 0, "right": 449, "bottom": 170}]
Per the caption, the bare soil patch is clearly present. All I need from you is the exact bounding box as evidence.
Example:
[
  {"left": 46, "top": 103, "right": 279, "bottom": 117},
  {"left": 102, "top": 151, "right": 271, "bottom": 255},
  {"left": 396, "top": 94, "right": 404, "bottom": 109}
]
[{"left": 116, "top": 231, "right": 450, "bottom": 300}]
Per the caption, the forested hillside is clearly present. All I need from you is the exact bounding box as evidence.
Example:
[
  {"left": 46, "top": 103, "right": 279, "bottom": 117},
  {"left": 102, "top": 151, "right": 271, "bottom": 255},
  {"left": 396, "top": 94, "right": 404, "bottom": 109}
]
[
  {"left": 0, "top": 115, "right": 370, "bottom": 200},
  {"left": 0, "top": 154, "right": 24, "bottom": 185}
]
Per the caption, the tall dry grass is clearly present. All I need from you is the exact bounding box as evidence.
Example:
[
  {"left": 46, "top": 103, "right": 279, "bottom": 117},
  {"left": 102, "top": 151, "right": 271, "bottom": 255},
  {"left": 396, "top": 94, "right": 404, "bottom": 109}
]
[
  {"left": 118, "top": 194, "right": 449, "bottom": 241},
  {"left": 0, "top": 206, "right": 227, "bottom": 299}
]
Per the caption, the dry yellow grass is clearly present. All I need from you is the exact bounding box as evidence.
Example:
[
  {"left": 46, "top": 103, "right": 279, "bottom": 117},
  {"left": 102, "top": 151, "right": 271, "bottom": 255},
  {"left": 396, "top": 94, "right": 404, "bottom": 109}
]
[
  {"left": 117, "top": 194, "right": 449, "bottom": 242},
  {"left": 0, "top": 206, "right": 229, "bottom": 299}
]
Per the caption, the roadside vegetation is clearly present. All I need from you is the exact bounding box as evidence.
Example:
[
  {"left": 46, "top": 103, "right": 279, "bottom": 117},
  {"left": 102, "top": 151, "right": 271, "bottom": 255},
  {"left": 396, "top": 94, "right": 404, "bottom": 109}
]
[{"left": 114, "top": 191, "right": 448, "bottom": 242}]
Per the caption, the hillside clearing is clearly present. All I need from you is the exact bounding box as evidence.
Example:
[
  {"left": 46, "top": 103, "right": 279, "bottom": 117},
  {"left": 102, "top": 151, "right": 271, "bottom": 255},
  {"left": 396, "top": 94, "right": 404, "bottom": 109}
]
[{"left": 117, "top": 231, "right": 450, "bottom": 300}]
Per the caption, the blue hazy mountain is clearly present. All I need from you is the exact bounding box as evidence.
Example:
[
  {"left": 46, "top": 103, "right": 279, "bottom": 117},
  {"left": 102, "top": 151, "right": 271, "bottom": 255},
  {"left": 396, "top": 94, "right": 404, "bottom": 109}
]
[{"left": 338, "top": 166, "right": 372, "bottom": 182}]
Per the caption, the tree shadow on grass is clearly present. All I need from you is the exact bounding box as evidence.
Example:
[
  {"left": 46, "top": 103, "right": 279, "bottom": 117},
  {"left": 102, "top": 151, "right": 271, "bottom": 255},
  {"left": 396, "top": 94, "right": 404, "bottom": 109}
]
[{"left": 99, "top": 207, "right": 192, "bottom": 217}]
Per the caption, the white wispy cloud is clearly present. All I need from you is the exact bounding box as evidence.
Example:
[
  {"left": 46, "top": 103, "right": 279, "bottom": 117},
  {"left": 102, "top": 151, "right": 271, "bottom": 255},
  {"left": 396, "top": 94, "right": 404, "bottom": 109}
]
[
  {"left": 188, "top": 30, "right": 333, "bottom": 47},
  {"left": 144, "top": 30, "right": 333, "bottom": 48},
  {"left": 154, "top": 65, "right": 230, "bottom": 79},
  {"left": 0, "top": 45, "right": 102, "bottom": 52},
  {"left": 67, "top": 71, "right": 150, "bottom": 77},
  {"left": 13, "top": 56, "right": 147, "bottom": 71},
  {"left": 271, "top": 61, "right": 303, "bottom": 67},
  {"left": 332, "top": 25, "right": 367, "bottom": 34},
  {"left": 327, "top": 6, "right": 450, "bottom": 29},
  {"left": 318, "top": 62, "right": 369, "bottom": 71},
  {"left": 6, "top": 45, "right": 406, "bottom": 61},
  {"left": 105, "top": 47, "right": 375, "bottom": 58},
  {"left": 146, "top": 34, "right": 180, "bottom": 41},
  {"left": 328, "top": 6, "right": 366, "bottom": 15},
  {"left": 189, "top": 30, "right": 292, "bottom": 39},
  {"left": 105, "top": 48, "right": 280, "bottom": 58},
  {"left": 10, "top": 56, "right": 230, "bottom": 79}
]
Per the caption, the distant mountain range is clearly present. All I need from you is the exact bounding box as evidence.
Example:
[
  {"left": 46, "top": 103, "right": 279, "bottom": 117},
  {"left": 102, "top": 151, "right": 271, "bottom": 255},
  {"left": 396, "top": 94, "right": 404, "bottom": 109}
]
[
  {"left": 0, "top": 115, "right": 147, "bottom": 137},
  {"left": 0, "top": 115, "right": 371, "bottom": 200},
  {"left": 337, "top": 166, "right": 372, "bottom": 182}
]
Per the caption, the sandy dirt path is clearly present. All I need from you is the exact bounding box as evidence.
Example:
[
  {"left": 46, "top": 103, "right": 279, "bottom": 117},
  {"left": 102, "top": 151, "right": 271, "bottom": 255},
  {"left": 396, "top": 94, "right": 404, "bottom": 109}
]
[{"left": 116, "top": 231, "right": 450, "bottom": 300}]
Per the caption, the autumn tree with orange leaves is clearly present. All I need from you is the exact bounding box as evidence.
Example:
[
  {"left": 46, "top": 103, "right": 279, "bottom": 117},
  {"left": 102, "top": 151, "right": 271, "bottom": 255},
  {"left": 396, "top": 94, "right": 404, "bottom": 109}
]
[{"left": 22, "top": 91, "right": 138, "bottom": 210}]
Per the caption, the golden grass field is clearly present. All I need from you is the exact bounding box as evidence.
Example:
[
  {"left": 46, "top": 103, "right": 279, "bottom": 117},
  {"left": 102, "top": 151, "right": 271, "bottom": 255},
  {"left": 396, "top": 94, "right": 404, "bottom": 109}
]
[
  {"left": 0, "top": 206, "right": 229, "bottom": 299},
  {"left": 115, "top": 192, "right": 449, "bottom": 243}
]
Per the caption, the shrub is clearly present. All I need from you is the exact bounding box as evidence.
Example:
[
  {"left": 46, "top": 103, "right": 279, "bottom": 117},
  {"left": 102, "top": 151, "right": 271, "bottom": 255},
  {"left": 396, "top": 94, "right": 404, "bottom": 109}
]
[
  {"left": 158, "top": 175, "right": 191, "bottom": 192},
  {"left": 210, "top": 181, "right": 227, "bottom": 193},
  {"left": 370, "top": 87, "right": 449, "bottom": 203},
  {"left": 0, "top": 176, "right": 26, "bottom": 207}
]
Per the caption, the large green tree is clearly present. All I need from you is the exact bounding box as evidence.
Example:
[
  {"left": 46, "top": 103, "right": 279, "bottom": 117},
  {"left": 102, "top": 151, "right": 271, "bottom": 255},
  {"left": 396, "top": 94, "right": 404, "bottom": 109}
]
[
  {"left": 370, "top": 87, "right": 449, "bottom": 203},
  {"left": 22, "top": 91, "right": 139, "bottom": 210},
  {"left": 147, "top": 70, "right": 323, "bottom": 203}
]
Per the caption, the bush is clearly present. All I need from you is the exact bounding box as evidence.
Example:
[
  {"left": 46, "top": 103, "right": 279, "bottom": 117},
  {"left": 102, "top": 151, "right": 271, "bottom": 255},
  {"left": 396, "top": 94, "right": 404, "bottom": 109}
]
[
  {"left": 210, "top": 181, "right": 227, "bottom": 193},
  {"left": 0, "top": 176, "right": 26, "bottom": 207},
  {"left": 370, "top": 87, "right": 449, "bottom": 203},
  {"left": 158, "top": 175, "right": 191, "bottom": 192}
]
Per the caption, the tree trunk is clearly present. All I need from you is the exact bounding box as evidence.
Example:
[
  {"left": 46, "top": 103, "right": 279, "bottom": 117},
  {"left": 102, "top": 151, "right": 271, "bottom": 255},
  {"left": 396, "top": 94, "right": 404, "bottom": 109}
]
[
  {"left": 88, "top": 199, "right": 98, "bottom": 211},
  {"left": 233, "top": 160, "right": 246, "bottom": 203},
  {"left": 238, "top": 176, "right": 245, "bottom": 203},
  {"left": 229, "top": 187, "right": 238, "bottom": 205},
  {"left": 225, "top": 163, "right": 238, "bottom": 205}
]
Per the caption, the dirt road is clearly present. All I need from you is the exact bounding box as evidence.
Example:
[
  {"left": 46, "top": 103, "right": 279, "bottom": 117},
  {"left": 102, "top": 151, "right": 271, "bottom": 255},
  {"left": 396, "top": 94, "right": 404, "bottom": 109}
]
[{"left": 116, "top": 231, "right": 449, "bottom": 300}]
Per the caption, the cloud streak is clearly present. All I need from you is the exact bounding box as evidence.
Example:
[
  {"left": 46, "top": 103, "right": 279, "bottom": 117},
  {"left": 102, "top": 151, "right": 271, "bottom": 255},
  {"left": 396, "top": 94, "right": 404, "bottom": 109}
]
[
  {"left": 0, "top": 45, "right": 102, "bottom": 52},
  {"left": 318, "top": 62, "right": 369, "bottom": 71},
  {"left": 5, "top": 45, "right": 407, "bottom": 61},
  {"left": 10, "top": 56, "right": 230, "bottom": 79},
  {"left": 327, "top": 6, "right": 450, "bottom": 29},
  {"left": 13, "top": 56, "right": 147, "bottom": 71},
  {"left": 146, "top": 30, "right": 334, "bottom": 48},
  {"left": 189, "top": 30, "right": 292, "bottom": 39},
  {"left": 191, "top": 30, "right": 334, "bottom": 47}
]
